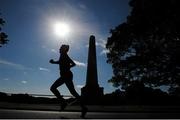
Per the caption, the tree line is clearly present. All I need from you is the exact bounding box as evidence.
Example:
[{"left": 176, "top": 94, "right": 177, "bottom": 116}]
[
  {"left": 0, "top": 13, "right": 8, "bottom": 47},
  {"left": 106, "top": 0, "right": 180, "bottom": 97}
]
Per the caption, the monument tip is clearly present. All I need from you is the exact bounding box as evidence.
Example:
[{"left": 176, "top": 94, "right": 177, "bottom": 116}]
[{"left": 90, "top": 35, "right": 95, "bottom": 40}]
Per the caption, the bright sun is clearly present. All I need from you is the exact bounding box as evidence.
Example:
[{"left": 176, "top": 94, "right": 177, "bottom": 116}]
[{"left": 53, "top": 22, "right": 70, "bottom": 38}]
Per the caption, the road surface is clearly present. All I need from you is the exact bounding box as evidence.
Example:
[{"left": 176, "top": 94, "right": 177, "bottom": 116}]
[{"left": 0, "top": 109, "right": 180, "bottom": 119}]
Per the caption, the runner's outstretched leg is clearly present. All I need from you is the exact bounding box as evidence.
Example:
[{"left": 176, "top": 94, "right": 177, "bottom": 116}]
[{"left": 66, "top": 80, "right": 88, "bottom": 118}]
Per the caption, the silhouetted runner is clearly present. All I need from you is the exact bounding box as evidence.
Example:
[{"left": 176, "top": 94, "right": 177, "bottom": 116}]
[{"left": 49, "top": 44, "right": 87, "bottom": 118}]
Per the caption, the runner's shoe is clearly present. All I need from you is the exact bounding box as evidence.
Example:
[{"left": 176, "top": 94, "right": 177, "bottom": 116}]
[
  {"left": 80, "top": 106, "right": 88, "bottom": 118},
  {"left": 60, "top": 101, "right": 67, "bottom": 111}
]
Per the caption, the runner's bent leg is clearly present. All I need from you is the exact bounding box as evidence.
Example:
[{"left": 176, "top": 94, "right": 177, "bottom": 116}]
[
  {"left": 50, "top": 77, "right": 68, "bottom": 110},
  {"left": 50, "top": 77, "right": 65, "bottom": 101}
]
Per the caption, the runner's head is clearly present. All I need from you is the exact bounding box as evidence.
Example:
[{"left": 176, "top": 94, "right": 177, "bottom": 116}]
[{"left": 60, "top": 44, "right": 69, "bottom": 54}]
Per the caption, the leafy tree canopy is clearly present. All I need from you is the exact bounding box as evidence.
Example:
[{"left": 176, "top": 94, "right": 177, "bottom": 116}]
[
  {"left": 106, "top": 0, "right": 180, "bottom": 94},
  {"left": 0, "top": 13, "right": 8, "bottom": 47}
]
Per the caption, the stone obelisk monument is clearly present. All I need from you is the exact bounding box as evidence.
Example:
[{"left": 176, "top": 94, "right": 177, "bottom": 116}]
[{"left": 81, "top": 35, "right": 104, "bottom": 98}]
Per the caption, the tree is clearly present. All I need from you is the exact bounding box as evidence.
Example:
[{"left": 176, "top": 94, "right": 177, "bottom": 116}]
[
  {"left": 0, "top": 13, "right": 8, "bottom": 47},
  {"left": 106, "top": 0, "right": 180, "bottom": 94}
]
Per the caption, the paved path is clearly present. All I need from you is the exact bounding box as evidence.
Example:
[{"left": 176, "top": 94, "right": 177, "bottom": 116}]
[{"left": 0, "top": 109, "right": 180, "bottom": 119}]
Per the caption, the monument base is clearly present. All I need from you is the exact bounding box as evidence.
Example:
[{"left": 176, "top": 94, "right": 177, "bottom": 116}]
[{"left": 81, "top": 86, "right": 104, "bottom": 104}]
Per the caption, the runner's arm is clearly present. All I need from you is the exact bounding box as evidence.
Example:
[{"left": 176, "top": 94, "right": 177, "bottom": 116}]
[
  {"left": 69, "top": 57, "right": 76, "bottom": 68},
  {"left": 49, "top": 59, "right": 60, "bottom": 64}
]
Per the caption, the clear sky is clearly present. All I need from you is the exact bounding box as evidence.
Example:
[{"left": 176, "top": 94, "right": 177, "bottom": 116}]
[{"left": 0, "top": 0, "right": 130, "bottom": 95}]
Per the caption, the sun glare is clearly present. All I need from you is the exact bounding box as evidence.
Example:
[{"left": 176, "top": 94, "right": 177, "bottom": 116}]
[{"left": 54, "top": 22, "right": 70, "bottom": 38}]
